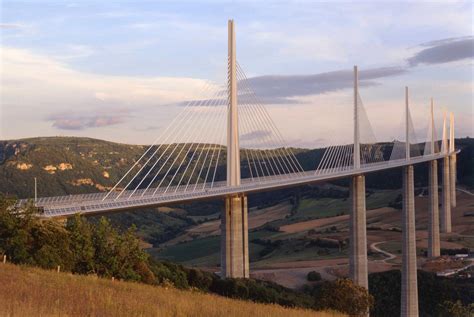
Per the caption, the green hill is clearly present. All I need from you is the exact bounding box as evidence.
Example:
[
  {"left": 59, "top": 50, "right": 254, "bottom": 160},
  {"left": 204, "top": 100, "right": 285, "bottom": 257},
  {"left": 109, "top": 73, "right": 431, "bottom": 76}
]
[{"left": 0, "top": 137, "right": 146, "bottom": 198}]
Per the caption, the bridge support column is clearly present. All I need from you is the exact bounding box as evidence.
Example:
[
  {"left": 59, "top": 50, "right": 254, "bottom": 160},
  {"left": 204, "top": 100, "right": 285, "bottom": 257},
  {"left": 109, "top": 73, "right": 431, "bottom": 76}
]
[
  {"left": 449, "top": 154, "right": 456, "bottom": 208},
  {"left": 428, "top": 160, "right": 440, "bottom": 258},
  {"left": 401, "top": 165, "right": 419, "bottom": 317},
  {"left": 449, "top": 112, "right": 456, "bottom": 208},
  {"left": 221, "top": 194, "right": 249, "bottom": 278},
  {"left": 441, "top": 156, "right": 451, "bottom": 233},
  {"left": 349, "top": 175, "right": 368, "bottom": 289}
]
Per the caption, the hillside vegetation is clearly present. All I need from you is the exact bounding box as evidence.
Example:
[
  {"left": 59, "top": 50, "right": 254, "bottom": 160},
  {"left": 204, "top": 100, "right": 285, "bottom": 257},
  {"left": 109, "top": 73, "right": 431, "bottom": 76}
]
[
  {"left": 0, "top": 263, "right": 342, "bottom": 317},
  {"left": 0, "top": 196, "right": 373, "bottom": 315},
  {"left": 0, "top": 137, "right": 145, "bottom": 198}
]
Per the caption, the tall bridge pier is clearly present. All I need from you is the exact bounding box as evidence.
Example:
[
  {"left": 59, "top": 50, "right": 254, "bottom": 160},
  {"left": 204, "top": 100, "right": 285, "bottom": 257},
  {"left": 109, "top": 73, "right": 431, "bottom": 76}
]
[
  {"left": 349, "top": 174, "right": 368, "bottom": 288},
  {"left": 428, "top": 99, "right": 440, "bottom": 258},
  {"left": 441, "top": 113, "right": 452, "bottom": 233},
  {"left": 449, "top": 113, "right": 456, "bottom": 208},
  {"left": 401, "top": 164, "right": 419, "bottom": 316},
  {"left": 400, "top": 87, "right": 419, "bottom": 316},
  {"left": 349, "top": 66, "right": 368, "bottom": 289},
  {"left": 221, "top": 194, "right": 249, "bottom": 278},
  {"left": 221, "top": 19, "right": 249, "bottom": 278}
]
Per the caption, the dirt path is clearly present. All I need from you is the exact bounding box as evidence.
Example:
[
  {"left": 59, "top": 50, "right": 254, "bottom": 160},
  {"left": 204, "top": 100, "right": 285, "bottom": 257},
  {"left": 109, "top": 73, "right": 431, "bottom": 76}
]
[{"left": 370, "top": 241, "right": 397, "bottom": 263}]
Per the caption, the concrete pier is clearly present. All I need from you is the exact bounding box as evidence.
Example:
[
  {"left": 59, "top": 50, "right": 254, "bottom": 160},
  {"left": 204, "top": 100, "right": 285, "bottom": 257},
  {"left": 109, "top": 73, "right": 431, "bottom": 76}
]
[
  {"left": 441, "top": 156, "right": 451, "bottom": 233},
  {"left": 221, "top": 194, "right": 249, "bottom": 278},
  {"left": 449, "top": 154, "right": 456, "bottom": 208},
  {"left": 349, "top": 175, "right": 368, "bottom": 289},
  {"left": 428, "top": 160, "right": 440, "bottom": 258},
  {"left": 401, "top": 165, "right": 419, "bottom": 317},
  {"left": 449, "top": 113, "right": 456, "bottom": 208}
]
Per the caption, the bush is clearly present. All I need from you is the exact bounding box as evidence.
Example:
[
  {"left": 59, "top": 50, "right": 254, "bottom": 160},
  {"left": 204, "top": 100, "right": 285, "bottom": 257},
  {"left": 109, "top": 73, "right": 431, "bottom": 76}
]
[
  {"left": 369, "top": 270, "right": 474, "bottom": 317},
  {"left": 438, "top": 300, "right": 474, "bottom": 317},
  {"left": 210, "top": 278, "right": 314, "bottom": 308},
  {"left": 307, "top": 271, "right": 322, "bottom": 282},
  {"left": 308, "top": 278, "right": 373, "bottom": 316}
]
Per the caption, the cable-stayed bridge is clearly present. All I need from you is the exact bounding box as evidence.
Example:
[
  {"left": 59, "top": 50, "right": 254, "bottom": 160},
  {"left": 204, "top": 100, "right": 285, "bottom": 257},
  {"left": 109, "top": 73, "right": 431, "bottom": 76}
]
[
  {"left": 23, "top": 53, "right": 455, "bottom": 219},
  {"left": 18, "top": 20, "right": 459, "bottom": 317}
]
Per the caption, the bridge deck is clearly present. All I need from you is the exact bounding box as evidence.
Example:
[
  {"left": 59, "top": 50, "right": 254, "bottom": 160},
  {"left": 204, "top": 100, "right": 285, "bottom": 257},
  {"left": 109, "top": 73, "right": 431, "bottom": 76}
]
[{"left": 19, "top": 152, "right": 456, "bottom": 218}]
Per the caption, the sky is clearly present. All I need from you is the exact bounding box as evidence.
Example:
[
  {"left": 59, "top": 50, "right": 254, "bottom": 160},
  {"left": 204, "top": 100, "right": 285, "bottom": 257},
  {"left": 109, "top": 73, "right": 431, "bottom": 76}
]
[{"left": 1, "top": 1, "right": 473, "bottom": 148}]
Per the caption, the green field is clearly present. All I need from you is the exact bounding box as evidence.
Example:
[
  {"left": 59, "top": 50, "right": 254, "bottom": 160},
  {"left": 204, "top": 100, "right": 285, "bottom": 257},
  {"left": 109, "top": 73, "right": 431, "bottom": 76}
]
[
  {"left": 151, "top": 234, "right": 268, "bottom": 266},
  {"left": 151, "top": 191, "right": 401, "bottom": 267}
]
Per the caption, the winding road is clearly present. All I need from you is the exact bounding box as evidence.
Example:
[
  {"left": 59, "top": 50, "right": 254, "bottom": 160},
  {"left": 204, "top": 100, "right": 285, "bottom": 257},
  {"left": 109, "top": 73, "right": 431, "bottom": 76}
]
[{"left": 370, "top": 241, "right": 397, "bottom": 263}]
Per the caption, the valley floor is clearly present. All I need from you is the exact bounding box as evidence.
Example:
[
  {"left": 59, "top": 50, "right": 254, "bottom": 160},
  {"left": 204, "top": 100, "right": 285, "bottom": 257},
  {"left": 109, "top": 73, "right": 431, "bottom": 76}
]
[
  {"left": 155, "top": 190, "right": 474, "bottom": 289},
  {"left": 0, "top": 263, "right": 343, "bottom": 317}
]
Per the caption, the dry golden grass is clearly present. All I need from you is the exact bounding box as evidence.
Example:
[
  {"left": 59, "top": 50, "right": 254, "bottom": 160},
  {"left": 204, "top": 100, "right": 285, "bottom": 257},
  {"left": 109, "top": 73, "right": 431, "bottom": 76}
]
[{"left": 0, "top": 263, "right": 344, "bottom": 317}]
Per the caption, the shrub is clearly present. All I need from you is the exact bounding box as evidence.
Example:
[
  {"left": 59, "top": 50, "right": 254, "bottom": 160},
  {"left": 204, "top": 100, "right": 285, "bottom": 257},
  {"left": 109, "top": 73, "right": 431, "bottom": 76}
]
[
  {"left": 306, "top": 278, "right": 373, "bottom": 315},
  {"left": 307, "top": 271, "right": 322, "bottom": 282}
]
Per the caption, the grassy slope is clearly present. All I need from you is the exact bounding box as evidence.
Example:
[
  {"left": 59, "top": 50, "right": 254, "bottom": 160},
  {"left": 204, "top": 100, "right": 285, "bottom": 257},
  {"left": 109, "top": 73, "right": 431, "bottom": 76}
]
[{"left": 0, "top": 263, "right": 343, "bottom": 317}]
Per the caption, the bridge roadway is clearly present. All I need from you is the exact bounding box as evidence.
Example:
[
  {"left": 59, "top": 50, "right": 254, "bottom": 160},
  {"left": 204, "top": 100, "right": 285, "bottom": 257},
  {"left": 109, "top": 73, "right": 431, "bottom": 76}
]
[{"left": 20, "top": 152, "right": 456, "bottom": 218}]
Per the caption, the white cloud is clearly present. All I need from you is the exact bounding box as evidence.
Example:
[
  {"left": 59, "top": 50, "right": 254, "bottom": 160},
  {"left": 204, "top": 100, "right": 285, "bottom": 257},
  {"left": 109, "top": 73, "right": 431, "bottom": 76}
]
[
  {"left": 0, "top": 47, "right": 218, "bottom": 142},
  {"left": 0, "top": 42, "right": 471, "bottom": 146}
]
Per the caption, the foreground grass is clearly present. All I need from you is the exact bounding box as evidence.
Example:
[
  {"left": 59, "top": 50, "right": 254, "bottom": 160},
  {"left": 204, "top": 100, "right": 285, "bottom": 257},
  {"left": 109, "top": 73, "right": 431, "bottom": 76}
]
[{"left": 0, "top": 263, "right": 344, "bottom": 317}]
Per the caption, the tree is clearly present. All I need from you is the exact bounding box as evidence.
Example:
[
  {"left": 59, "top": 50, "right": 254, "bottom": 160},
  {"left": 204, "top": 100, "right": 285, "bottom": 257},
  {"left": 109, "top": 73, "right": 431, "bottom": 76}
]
[
  {"left": 30, "top": 219, "right": 73, "bottom": 270},
  {"left": 67, "top": 215, "right": 95, "bottom": 274},
  {"left": 307, "top": 271, "right": 322, "bottom": 282},
  {"left": 438, "top": 300, "right": 474, "bottom": 317},
  {"left": 0, "top": 196, "right": 37, "bottom": 264},
  {"left": 311, "top": 279, "right": 373, "bottom": 316},
  {"left": 113, "top": 225, "right": 153, "bottom": 282},
  {"left": 92, "top": 217, "right": 119, "bottom": 278}
]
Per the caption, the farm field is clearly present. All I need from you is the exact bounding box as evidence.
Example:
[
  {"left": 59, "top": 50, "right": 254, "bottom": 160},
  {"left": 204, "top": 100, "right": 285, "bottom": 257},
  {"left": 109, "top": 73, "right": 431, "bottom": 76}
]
[{"left": 152, "top": 190, "right": 474, "bottom": 289}]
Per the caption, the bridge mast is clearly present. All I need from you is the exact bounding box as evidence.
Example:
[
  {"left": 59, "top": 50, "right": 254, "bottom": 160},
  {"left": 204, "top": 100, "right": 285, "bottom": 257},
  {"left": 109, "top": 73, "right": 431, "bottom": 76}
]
[
  {"left": 430, "top": 99, "right": 435, "bottom": 155},
  {"left": 221, "top": 19, "right": 249, "bottom": 279},
  {"left": 405, "top": 87, "right": 410, "bottom": 160},
  {"left": 227, "top": 19, "right": 241, "bottom": 186},
  {"left": 353, "top": 66, "right": 360, "bottom": 169}
]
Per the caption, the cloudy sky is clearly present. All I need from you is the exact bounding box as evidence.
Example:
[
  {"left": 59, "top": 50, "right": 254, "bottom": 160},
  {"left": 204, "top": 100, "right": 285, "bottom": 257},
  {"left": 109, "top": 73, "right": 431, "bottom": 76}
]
[{"left": 1, "top": 1, "right": 472, "bottom": 147}]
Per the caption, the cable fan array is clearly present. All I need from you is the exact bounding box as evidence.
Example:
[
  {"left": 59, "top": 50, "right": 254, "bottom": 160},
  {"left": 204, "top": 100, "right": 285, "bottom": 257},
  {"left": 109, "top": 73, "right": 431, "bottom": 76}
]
[
  {"left": 315, "top": 91, "right": 385, "bottom": 174},
  {"left": 103, "top": 63, "right": 304, "bottom": 201},
  {"left": 236, "top": 62, "right": 304, "bottom": 181},
  {"left": 389, "top": 101, "right": 424, "bottom": 161},
  {"left": 104, "top": 61, "right": 449, "bottom": 202},
  {"left": 104, "top": 81, "right": 228, "bottom": 201}
]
